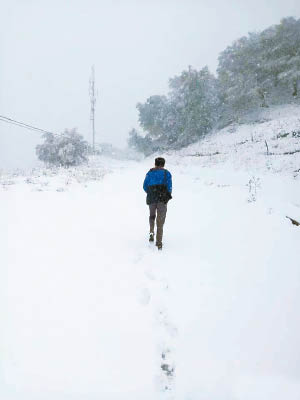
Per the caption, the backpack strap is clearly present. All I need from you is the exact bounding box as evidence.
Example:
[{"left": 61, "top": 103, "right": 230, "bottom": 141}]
[{"left": 164, "top": 169, "right": 167, "bottom": 186}]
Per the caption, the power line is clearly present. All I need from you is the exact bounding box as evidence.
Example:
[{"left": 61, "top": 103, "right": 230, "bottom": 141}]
[
  {"left": 0, "top": 114, "right": 89, "bottom": 143},
  {"left": 0, "top": 114, "right": 59, "bottom": 136}
]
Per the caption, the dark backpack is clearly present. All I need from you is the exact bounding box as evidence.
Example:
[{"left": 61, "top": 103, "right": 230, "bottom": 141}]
[{"left": 146, "top": 170, "right": 172, "bottom": 205}]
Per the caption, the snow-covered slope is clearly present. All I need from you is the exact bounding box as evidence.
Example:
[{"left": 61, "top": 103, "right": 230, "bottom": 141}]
[
  {"left": 1, "top": 106, "right": 300, "bottom": 400},
  {"left": 168, "top": 104, "right": 300, "bottom": 176}
]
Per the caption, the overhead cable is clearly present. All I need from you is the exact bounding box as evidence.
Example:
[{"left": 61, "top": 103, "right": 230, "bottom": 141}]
[{"left": 0, "top": 114, "right": 59, "bottom": 136}]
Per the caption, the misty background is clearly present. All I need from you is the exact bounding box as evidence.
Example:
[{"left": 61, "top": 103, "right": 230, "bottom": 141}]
[{"left": 1, "top": 0, "right": 300, "bottom": 168}]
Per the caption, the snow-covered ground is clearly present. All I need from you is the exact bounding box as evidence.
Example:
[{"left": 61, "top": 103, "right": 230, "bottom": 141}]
[
  {"left": 168, "top": 104, "right": 300, "bottom": 176},
  {"left": 1, "top": 106, "right": 300, "bottom": 399}
]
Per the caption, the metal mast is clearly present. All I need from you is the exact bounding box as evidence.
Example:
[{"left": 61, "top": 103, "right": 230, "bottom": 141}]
[{"left": 89, "top": 66, "right": 97, "bottom": 152}]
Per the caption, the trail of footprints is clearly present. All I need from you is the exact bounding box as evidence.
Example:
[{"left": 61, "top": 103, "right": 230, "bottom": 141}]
[
  {"left": 139, "top": 266, "right": 178, "bottom": 398},
  {"left": 154, "top": 340, "right": 176, "bottom": 399}
]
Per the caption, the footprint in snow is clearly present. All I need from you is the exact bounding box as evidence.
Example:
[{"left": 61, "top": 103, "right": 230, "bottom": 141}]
[
  {"left": 145, "top": 269, "right": 156, "bottom": 281},
  {"left": 137, "top": 288, "right": 151, "bottom": 306},
  {"left": 145, "top": 270, "right": 169, "bottom": 290},
  {"left": 155, "top": 309, "right": 178, "bottom": 338},
  {"left": 153, "top": 374, "right": 174, "bottom": 397},
  {"left": 133, "top": 252, "right": 144, "bottom": 264}
]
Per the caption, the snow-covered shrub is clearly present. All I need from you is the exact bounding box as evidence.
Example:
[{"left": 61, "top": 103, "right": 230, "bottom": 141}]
[
  {"left": 36, "top": 129, "right": 89, "bottom": 167},
  {"left": 247, "top": 176, "right": 261, "bottom": 202}
]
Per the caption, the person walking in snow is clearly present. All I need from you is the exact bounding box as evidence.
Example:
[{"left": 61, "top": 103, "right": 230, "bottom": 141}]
[{"left": 143, "top": 157, "right": 172, "bottom": 250}]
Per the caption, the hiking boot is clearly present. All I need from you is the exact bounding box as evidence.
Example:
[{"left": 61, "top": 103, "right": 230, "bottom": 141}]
[{"left": 149, "top": 233, "right": 154, "bottom": 242}]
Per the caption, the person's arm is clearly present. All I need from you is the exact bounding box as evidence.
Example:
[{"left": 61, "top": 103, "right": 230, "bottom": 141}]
[
  {"left": 167, "top": 171, "right": 172, "bottom": 193},
  {"left": 143, "top": 173, "right": 149, "bottom": 193}
]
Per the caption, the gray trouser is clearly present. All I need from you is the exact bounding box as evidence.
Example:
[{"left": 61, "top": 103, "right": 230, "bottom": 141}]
[{"left": 149, "top": 202, "right": 167, "bottom": 245}]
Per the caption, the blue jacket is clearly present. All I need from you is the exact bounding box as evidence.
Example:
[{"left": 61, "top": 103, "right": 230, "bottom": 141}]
[
  {"left": 143, "top": 168, "right": 172, "bottom": 194},
  {"left": 143, "top": 168, "right": 172, "bottom": 205}
]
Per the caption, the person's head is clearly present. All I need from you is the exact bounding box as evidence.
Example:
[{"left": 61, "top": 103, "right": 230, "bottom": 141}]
[{"left": 155, "top": 157, "right": 165, "bottom": 168}]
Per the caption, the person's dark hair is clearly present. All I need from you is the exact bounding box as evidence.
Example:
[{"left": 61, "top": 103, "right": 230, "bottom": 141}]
[{"left": 155, "top": 157, "right": 165, "bottom": 167}]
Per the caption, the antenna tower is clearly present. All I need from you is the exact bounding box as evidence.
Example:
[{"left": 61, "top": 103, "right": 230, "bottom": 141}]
[{"left": 89, "top": 66, "right": 97, "bottom": 152}]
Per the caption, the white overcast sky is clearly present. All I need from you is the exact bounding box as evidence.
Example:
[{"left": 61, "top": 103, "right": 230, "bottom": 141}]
[{"left": 1, "top": 0, "right": 300, "bottom": 168}]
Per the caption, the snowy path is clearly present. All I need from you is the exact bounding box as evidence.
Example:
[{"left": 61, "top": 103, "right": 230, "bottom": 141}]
[{"left": 1, "top": 159, "right": 300, "bottom": 400}]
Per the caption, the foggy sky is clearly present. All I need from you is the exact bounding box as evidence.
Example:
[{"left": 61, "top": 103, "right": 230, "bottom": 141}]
[{"left": 1, "top": 0, "right": 300, "bottom": 168}]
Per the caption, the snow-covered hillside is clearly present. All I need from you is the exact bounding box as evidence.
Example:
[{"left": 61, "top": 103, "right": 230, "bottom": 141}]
[
  {"left": 169, "top": 104, "right": 300, "bottom": 176},
  {"left": 1, "top": 106, "right": 300, "bottom": 400}
]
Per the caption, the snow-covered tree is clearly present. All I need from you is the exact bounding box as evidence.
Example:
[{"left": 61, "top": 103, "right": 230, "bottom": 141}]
[
  {"left": 130, "top": 17, "right": 300, "bottom": 151},
  {"left": 137, "top": 95, "right": 169, "bottom": 139},
  {"left": 218, "top": 17, "right": 300, "bottom": 124},
  {"left": 127, "top": 128, "right": 158, "bottom": 156},
  {"left": 218, "top": 32, "right": 268, "bottom": 121},
  {"left": 168, "top": 66, "right": 219, "bottom": 146},
  {"left": 261, "top": 17, "right": 300, "bottom": 98},
  {"left": 134, "top": 66, "right": 219, "bottom": 151},
  {"left": 36, "top": 128, "right": 89, "bottom": 167}
]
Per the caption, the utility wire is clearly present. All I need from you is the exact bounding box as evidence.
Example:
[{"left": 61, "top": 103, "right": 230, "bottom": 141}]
[
  {"left": 0, "top": 114, "right": 89, "bottom": 144},
  {"left": 0, "top": 117, "right": 50, "bottom": 135},
  {"left": 0, "top": 114, "right": 60, "bottom": 136}
]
